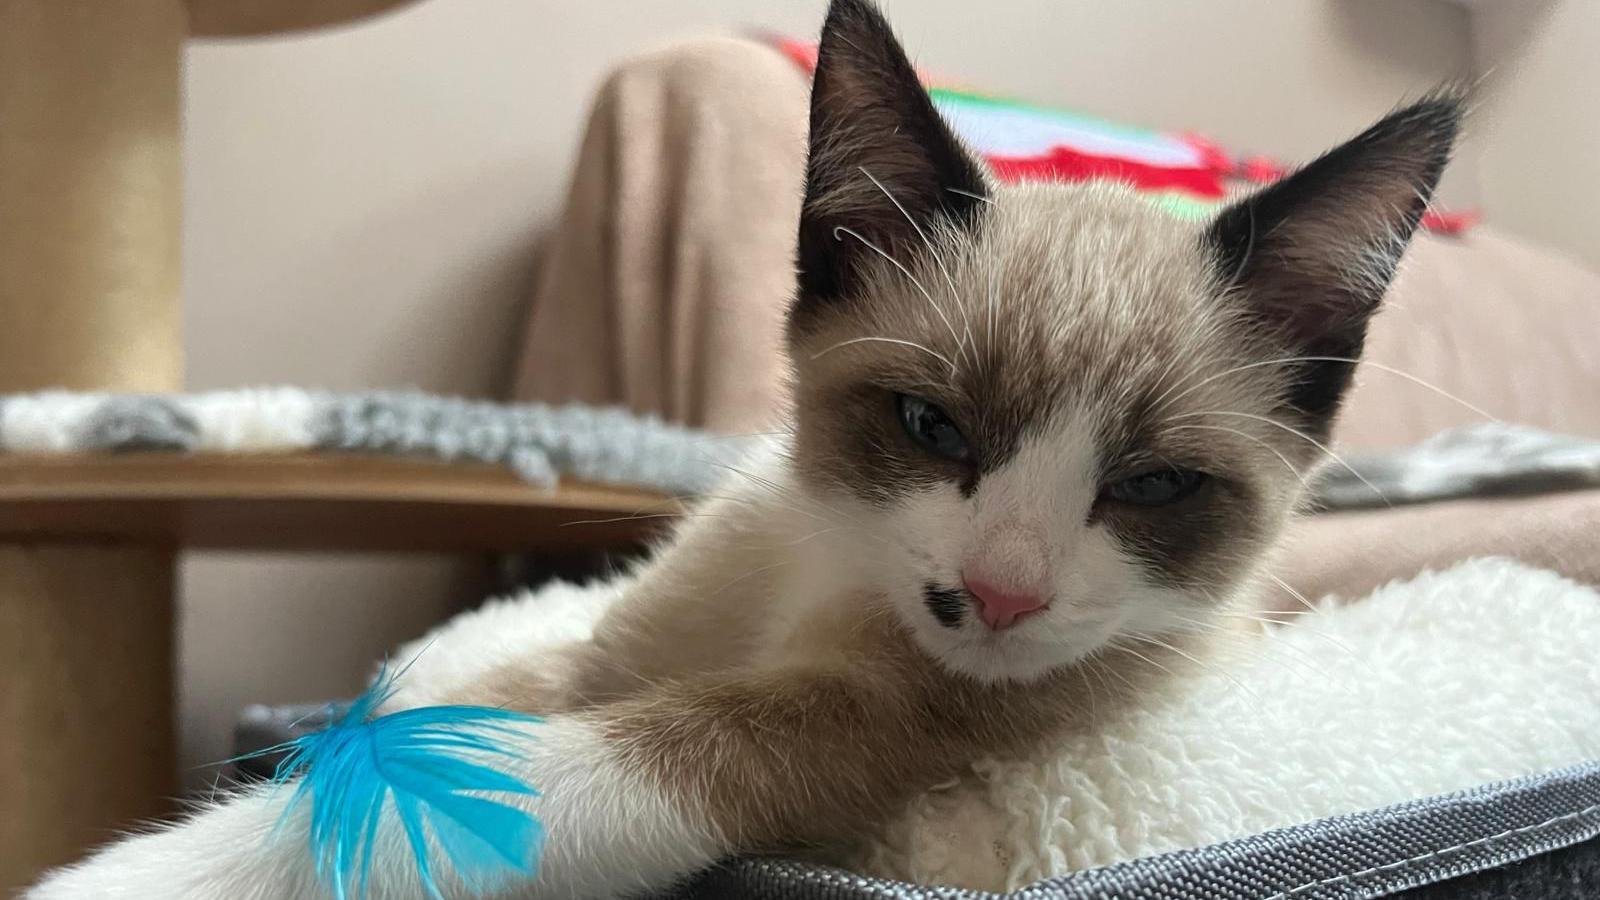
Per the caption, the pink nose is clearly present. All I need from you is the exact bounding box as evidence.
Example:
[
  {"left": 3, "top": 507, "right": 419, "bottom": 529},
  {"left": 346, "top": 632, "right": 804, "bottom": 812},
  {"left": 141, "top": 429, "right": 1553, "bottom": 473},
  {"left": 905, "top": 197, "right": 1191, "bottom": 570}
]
[{"left": 963, "top": 575, "right": 1049, "bottom": 631}]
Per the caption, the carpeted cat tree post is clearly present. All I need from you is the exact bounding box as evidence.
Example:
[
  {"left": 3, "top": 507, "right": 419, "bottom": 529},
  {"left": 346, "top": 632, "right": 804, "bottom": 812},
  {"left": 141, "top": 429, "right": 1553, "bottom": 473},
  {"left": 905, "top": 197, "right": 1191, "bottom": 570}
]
[{"left": 0, "top": 0, "right": 416, "bottom": 890}]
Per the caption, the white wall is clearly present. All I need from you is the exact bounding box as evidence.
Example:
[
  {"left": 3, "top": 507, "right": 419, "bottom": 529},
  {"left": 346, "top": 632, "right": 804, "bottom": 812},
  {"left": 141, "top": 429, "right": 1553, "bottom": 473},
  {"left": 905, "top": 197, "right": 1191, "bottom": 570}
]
[
  {"left": 179, "top": 0, "right": 1474, "bottom": 783},
  {"left": 1470, "top": 0, "right": 1600, "bottom": 271}
]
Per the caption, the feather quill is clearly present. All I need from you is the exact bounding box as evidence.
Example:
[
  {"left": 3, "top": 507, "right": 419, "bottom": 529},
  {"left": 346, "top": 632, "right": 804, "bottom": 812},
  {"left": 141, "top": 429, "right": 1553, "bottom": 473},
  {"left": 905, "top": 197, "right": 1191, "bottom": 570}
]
[{"left": 239, "top": 662, "right": 544, "bottom": 899}]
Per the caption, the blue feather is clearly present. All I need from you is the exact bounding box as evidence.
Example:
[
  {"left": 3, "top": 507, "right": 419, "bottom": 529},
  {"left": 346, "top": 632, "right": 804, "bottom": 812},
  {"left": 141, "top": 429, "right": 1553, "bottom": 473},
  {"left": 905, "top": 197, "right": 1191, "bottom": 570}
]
[{"left": 240, "top": 662, "right": 544, "bottom": 899}]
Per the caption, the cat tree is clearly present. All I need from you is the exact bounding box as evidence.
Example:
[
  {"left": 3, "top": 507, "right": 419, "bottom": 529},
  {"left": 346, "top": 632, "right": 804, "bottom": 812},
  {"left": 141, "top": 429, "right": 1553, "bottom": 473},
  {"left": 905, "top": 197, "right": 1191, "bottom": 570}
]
[
  {"left": 0, "top": 1, "right": 422, "bottom": 890},
  {"left": 0, "top": 6, "right": 656, "bottom": 888}
]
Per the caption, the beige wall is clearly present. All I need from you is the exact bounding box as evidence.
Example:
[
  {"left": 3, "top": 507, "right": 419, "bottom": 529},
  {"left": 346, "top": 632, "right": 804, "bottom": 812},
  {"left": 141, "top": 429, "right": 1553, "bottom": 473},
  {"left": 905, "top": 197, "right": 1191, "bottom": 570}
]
[
  {"left": 179, "top": 0, "right": 1474, "bottom": 783},
  {"left": 1470, "top": 0, "right": 1600, "bottom": 271}
]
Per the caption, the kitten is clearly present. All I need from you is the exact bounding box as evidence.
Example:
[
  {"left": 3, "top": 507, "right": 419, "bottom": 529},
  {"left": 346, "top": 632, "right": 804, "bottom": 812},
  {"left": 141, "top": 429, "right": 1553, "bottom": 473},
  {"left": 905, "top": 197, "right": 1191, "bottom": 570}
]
[{"left": 28, "top": 0, "right": 1459, "bottom": 897}]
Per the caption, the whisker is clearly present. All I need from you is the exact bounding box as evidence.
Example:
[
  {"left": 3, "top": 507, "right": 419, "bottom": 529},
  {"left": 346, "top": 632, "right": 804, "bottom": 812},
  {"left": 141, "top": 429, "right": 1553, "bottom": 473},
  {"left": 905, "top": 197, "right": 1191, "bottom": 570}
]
[
  {"left": 1224, "top": 608, "right": 1316, "bottom": 624},
  {"left": 1262, "top": 576, "right": 1358, "bottom": 657},
  {"left": 559, "top": 511, "right": 721, "bottom": 528},
  {"left": 736, "top": 525, "right": 848, "bottom": 552},
  {"left": 708, "top": 465, "right": 835, "bottom": 526},
  {"left": 860, "top": 167, "right": 974, "bottom": 367},
  {"left": 1267, "top": 573, "right": 1319, "bottom": 614},
  {"left": 710, "top": 558, "right": 792, "bottom": 599},
  {"left": 1153, "top": 355, "right": 1499, "bottom": 423},
  {"left": 945, "top": 186, "right": 993, "bottom": 205},
  {"left": 1218, "top": 579, "right": 1359, "bottom": 664},
  {"left": 1174, "top": 409, "right": 1391, "bottom": 507},
  {"left": 708, "top": 462, "right": 889, "bottom": 545},
  {"left": 1339, "top": 359, "right": 1501, "bottom": 422},
  {"left": 833, "top": 225, "right": 965, "bottom": 376},
  {"left": 1226, "top": 199, "right": 1258, "bottom": 287},
  {"left": 986, "top": 251, "right": 999, "bottom": 359},
  {"left": 1089, "top": 653, "right": 1140, "bottom": 695},
  {"left": 1122, "top": 632, "right": 1262, "bottom": 705},
  {"left": 846, "top": 601, "right": 902, "bottom": 640},
  {"left": 810, "top": 336, "right": 957, "bottom": 374},
  {"left": 1165, "top": 612, "right": 1335, "bottom": 690},
  {"left": 1166, "top": 423, "right": 1313, "bottom": 491},
  {"left": 556, "top": 489, "right": 729, "bottom": 528},
  {"left": 1074, "top": 656, "right": 1104, "bottom": 721},
  {"left": 1107, "top": 639, "right": 1178, "bottom": 679}
]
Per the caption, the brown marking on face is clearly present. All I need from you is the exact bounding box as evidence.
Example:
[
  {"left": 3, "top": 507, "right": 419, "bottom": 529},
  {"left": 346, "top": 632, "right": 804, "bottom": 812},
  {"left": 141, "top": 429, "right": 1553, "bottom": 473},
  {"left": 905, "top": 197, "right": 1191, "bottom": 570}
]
[
  {"left": 791, "top": 358, "right": 967, "bottom": 505},
  {"left": 1089, "top": 403, "right": 1291, "bottom": 592},
  {"left": 794, "top": 189, "right": 1270, "bottom": 473},
  {"left": 1094, "top": 479, "right": 1270, "bottom": 593}
]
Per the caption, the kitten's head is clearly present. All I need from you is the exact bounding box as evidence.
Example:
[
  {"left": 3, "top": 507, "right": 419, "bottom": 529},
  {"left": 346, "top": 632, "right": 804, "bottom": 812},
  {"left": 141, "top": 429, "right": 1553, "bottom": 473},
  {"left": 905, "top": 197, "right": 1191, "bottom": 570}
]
[{"left": 786, "top": 0, "right": 1460, "bottom": 682}]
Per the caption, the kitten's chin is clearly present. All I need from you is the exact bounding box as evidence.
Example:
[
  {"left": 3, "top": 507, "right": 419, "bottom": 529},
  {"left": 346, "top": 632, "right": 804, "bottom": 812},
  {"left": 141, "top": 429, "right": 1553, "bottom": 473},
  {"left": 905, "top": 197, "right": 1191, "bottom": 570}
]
[{"left": 902, "top": 612, "right": 1111, "bottom": 685}]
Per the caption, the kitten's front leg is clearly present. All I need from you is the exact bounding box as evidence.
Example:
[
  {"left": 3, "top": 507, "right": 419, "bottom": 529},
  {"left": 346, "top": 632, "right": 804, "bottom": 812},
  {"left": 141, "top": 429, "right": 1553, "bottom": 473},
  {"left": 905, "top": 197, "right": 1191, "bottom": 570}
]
[
  {"left": 31, "top": 661, "right": 998, "bottom": 899},
  {"left": 25, "top": 710, "right": 722, "bottom": 900},
  {"left": 479, "top": 665, "right": 984, "bottom": 897}
]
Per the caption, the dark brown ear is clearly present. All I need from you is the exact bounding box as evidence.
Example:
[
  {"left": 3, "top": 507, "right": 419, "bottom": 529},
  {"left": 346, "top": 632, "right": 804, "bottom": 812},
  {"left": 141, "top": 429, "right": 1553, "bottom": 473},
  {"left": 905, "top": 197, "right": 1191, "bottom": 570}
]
[
  {"left": 793, "top": 0, "right": 988, "bottom": 317},
  {"left": 1208, "top": 91, "right": 1463, "bottom": 431}
]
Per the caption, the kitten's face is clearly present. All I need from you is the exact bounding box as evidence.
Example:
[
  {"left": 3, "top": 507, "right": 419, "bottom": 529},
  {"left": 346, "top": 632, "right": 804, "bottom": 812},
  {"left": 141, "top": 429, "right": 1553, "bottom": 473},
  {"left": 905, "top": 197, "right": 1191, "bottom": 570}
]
[
  {"left": 789, "top": 0, "right": 1458, "bottom": 683},
  {"left": 791, "top": 186, "right": 1292, "bottom": 681}
]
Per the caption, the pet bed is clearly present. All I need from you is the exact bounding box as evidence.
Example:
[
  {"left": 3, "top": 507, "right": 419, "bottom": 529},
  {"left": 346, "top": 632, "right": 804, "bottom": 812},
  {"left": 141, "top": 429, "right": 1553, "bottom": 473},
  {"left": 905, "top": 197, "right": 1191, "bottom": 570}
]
[{"left": 235, "top": 557, "right": 1600, "bottom": 899}]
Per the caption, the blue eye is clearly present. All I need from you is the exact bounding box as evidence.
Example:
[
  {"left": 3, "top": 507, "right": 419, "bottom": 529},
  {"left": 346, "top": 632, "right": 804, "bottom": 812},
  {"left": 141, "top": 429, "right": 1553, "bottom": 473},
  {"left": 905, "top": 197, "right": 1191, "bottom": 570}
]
[
  {"left": 896, "top": 394, "right": 970, "bottom": 461},
  {"left": 1103, "top": 468, "right": 1208, "bottom": 507}
]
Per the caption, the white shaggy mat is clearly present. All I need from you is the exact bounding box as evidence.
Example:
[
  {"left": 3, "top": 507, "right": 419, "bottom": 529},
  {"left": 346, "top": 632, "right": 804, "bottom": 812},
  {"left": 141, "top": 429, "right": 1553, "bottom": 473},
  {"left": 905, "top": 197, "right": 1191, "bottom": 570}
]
[
  {"left": 399, "top": 557, "right": 1600, "bottom": 892},
  {"left": 848, "top": 557, "right": 1600, "bottom": 890}
]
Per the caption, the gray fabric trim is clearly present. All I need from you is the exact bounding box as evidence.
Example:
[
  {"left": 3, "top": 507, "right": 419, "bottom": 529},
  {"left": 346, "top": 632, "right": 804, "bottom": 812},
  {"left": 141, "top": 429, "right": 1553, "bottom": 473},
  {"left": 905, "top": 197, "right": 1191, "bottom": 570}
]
[
  {"left": 0, "top": 391, "right": 748, "bottom": 495},
  {"left": 80, "top": 395, "right": 199, "bottom": 451},
  {"left": 311, "top": 392, "right": 748, "bottom": 493},
  {"left": 1319, "top": 423, "right": 1600, "bottom": 510},
  {"left": 677, "top": 760, "right": 1600, "bottom": 899},
  {"left": 1390, "top": 834, "right": 1599, "bottom": 899}
]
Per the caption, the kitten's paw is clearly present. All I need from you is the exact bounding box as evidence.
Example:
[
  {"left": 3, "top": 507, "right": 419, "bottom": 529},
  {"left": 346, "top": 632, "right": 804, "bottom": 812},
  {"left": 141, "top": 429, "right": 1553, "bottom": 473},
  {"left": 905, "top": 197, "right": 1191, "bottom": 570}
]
[
  {"left": 24, "top": 789, "right": 320, "bottom": 900},
  {"left": 26, "top": 860, "right": 176, "bottom": 900}
]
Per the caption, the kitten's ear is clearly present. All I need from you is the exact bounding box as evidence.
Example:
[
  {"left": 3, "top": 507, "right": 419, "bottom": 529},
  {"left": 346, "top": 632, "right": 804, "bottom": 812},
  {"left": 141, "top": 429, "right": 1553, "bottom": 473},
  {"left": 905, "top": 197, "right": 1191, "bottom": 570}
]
[
  {"left": 794, "top": 0, "right": 988, "bottom": 314},
  {"left": 1208, "top": 92, "right": 1462, "bottom": 429}
]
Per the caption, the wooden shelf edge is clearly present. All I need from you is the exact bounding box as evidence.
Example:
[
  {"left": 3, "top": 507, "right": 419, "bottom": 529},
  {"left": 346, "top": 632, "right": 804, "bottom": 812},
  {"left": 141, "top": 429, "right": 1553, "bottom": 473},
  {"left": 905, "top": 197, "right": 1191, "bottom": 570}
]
[{"left": 0, "top": 452, "right": 684, "bottom": 553}]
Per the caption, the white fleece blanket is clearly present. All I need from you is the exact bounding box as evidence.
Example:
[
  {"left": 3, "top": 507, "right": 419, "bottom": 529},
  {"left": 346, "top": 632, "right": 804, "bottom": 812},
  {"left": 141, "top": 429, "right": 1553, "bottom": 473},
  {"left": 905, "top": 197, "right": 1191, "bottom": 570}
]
[
  {"left": 849, "top": 557, "right": 1600, "bottom": 890},
  {"left": 402, "top": 557, "right": 1600, "bottom": 892}
]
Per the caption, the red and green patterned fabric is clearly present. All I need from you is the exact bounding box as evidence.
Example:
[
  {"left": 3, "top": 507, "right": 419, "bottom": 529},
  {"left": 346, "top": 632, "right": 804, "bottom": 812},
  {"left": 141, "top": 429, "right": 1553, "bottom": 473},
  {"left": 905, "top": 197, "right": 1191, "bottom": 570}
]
[{"left": 765, "top": 36, "right": 1476, "bottom": 233}]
